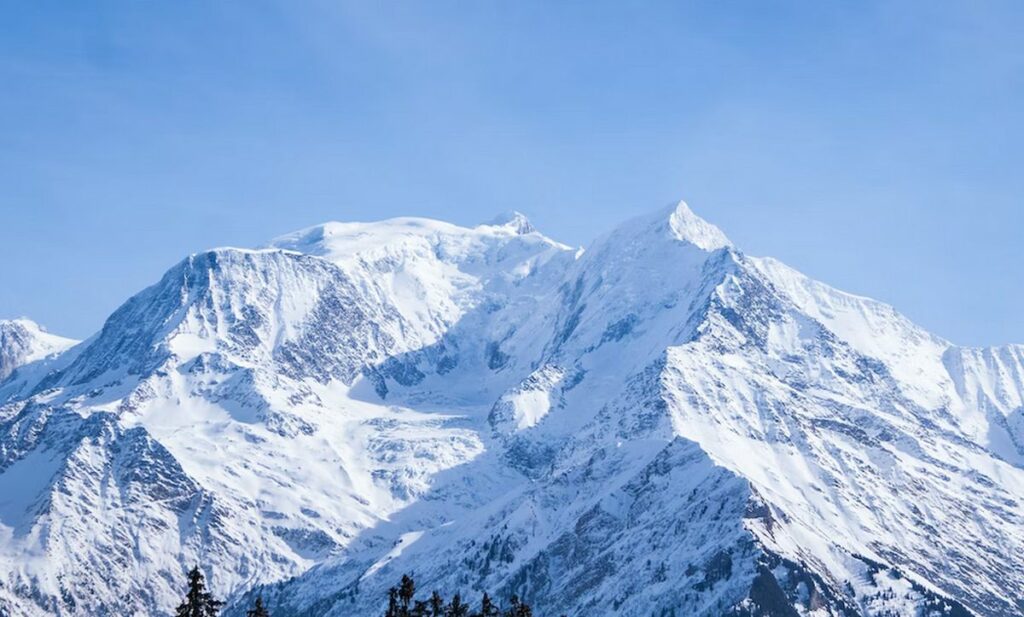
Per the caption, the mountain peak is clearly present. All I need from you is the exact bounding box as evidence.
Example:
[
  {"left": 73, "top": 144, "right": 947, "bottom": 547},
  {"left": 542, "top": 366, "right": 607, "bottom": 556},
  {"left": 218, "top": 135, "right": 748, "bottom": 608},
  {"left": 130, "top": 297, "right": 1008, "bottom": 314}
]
[
  {"left": 484, "top": 210, "right": 535, "bottom": 234},
  {"left": 1, "top": 317, "right": 42, "bottom": 331},
  {"left": 0, "top": 317, "right": 75, "bottom": 346},
  {"left": 4, "top": 202, "right": 1023, "bottom": 617},
  {"left": 0, "top": 317, "right": 78, "bottom": 381},
  {"left": 666, "top": 200, "right": 732, "bottom": 251}
]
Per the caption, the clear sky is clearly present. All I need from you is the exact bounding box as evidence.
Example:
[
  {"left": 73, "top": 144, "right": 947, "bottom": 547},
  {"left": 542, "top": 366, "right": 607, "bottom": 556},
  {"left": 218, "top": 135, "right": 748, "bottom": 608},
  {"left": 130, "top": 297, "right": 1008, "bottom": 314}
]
[{"left": 1, "top": 1, "right": 1021, "bottom": 345}]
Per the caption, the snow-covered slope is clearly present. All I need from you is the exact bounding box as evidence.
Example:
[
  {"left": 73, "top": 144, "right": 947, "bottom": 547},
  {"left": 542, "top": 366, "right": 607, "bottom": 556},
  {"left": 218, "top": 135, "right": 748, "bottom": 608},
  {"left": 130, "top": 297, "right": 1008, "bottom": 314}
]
[
  {"left": 0, "top": 204, "right": 1021, "bottom": 616},
  {"left": 0, "top": 318, "right": 77, "bottom": 381}
]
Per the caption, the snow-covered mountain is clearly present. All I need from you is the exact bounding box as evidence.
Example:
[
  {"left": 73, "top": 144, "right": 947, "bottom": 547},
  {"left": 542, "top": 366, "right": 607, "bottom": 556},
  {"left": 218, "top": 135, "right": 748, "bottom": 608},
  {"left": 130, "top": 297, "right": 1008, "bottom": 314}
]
[
  {"left": 0, "top": 319, "right": 77, "bottom": 382},
  {"left": 0, "top": 204, "right": 1021, "bottom": 616}
]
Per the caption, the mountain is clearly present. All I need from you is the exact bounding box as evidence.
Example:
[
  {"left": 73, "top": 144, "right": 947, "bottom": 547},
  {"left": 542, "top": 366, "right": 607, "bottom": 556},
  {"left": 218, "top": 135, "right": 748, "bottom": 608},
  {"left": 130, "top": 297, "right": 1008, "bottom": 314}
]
[
  {"left": 0, "top": 319, "right": 77, "bottom": 382},
  {"left": 0, "top": 203, "right": 1021, "bottom": 616}
]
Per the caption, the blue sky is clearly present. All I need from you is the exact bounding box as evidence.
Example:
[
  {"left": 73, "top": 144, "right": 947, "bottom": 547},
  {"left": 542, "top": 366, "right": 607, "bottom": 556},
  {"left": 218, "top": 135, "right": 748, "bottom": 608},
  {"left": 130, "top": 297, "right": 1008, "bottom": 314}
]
[{"left": 1, "top": 1, "right": 1021, "bottom": 344}]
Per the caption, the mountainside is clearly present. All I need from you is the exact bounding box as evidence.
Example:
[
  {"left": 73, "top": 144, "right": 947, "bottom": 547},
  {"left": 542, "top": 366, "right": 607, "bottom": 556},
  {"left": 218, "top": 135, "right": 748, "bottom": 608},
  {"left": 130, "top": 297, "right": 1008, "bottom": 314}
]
[{"left": 0, "top": 204, "right": 1021, "bottom": 616}]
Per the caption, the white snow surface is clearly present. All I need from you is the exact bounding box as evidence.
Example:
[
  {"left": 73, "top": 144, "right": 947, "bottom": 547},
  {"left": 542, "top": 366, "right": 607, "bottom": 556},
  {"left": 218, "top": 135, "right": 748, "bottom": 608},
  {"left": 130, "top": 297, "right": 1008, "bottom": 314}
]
[
  {"left": 667, "top": 200, "right": 733, "bottom": 251},
  {"left": 0, "top": 204, "right": 1021, "bottom": 617}
]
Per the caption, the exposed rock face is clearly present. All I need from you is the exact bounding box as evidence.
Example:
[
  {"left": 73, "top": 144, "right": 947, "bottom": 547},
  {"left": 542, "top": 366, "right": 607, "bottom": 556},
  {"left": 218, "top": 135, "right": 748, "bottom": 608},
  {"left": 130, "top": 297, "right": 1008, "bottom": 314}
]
[{"left": 0, "top": 204, "right": 1020, "bottom": 616}]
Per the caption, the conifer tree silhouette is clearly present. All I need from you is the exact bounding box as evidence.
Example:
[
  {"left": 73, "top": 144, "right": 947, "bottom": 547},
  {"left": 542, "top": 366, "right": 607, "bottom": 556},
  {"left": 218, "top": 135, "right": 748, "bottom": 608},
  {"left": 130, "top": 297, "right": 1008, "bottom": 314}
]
[
  {"left": 386, "top": 586, "right": 400, "bottom": 617},
  {"left": 246, "top": 596, "right": 270, "bottom": 617},
  {"left": 480, "top": 592, "right": 499, "bottom": 617},
  {"left": 380, "top": 575, "right": 532, "bottom": 617},
  {"left": 447, "top": 593, "right": 469, "bottom": 617},
  {"left": 429, "top": 590, "right": 445, "bottom": 617},
  {"left": 176, "top": 566, "right": 223, "bottom": 617},
  {"left": 399, "top": 574, "right": 416, "bottom": 615}
]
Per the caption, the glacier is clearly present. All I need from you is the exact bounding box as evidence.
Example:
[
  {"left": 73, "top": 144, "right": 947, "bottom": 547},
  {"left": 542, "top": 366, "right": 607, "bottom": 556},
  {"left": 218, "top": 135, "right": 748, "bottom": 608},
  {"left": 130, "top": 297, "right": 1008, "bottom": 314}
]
[{"left": 0, "top": 202, "right": 1021, "bottom": 616}]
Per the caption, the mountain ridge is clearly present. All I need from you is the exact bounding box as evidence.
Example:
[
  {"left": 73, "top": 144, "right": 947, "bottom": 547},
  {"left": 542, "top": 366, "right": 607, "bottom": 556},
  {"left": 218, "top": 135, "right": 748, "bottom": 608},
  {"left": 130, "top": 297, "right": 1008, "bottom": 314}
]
[{"left": 0, "top": 202, "right": 1020, "bottom": 616}]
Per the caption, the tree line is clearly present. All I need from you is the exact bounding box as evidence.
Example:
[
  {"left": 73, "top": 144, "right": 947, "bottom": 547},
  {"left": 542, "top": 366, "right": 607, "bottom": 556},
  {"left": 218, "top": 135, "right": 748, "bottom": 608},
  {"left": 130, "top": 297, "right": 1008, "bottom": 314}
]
[
  {"left": 174, "top": 567, "right": 535, "bottom": 617},
  {"left": 385, "top": 574, "right": 534, "bottom": 617}
]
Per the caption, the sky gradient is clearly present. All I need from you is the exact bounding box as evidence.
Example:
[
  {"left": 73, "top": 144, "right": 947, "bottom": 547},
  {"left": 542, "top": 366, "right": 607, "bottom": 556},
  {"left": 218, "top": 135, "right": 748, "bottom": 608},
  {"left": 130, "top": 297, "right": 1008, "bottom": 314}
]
[{"left": 1, "top": 1, "right": 1022, "bottom": 345}]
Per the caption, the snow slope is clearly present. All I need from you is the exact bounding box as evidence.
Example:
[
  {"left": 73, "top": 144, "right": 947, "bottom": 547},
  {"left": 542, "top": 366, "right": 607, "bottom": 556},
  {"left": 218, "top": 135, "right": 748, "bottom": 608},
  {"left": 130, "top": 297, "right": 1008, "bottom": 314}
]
[{"left": 0, "top": 203, "right": 1020, "bottom": 616}]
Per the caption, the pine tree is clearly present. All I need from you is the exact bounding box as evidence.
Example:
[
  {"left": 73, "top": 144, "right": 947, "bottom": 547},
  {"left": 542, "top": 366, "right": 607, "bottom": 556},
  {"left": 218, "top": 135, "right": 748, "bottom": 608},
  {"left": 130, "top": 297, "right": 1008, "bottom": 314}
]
[
  {"left": 381, "top": 577, "right": 529, "bottom": 617},
  {"left": 399, "top": 574, "right": 416, "bottom": 616},
  {"left": 503, "top": 595, "right": 532, "bottom": 617},
  {"left": 386, "top": 586, "right": 400, "bottom": 617},
  {"left": 411, "top": 600, "right": 429, "bottom": 617},
  {"left": 480, "top": 592, "right": 499, "bottom": 617},
  {"left": 176, "top": 566, "right": 224, "bottom": 617},
  {"left": 429, "top": 591, "right": 445, "bottom": 617},
  {"left": 503, "top": 595, "right": 519, "bottom": 617},
  {"left": 246, "top": 596, "right": 270, "bottom": 617},
  {"left": 447, "top": 593, "right": 469, "bottom": 617}
]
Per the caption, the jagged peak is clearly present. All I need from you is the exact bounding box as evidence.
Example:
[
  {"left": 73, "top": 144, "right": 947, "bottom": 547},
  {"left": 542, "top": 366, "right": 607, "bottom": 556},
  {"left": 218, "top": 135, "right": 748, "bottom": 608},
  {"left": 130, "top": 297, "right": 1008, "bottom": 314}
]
[
  {"left": 665, "top": 200, "right": 732, "bottom": 251},
  {"left": 589, "top": 199, "right": 733, "bottom": 258},
  {"left": 0, "top": 317, "right": 78, "bottom": 381},
  {"left": 0, "top": 317, "right": 76, "bottom": 345},
  {"left": 483, "top": 210, "right": 535, "bottom": 235},
  {"left": 0, "top": 317, "right": 44, "bottom": 332}
]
